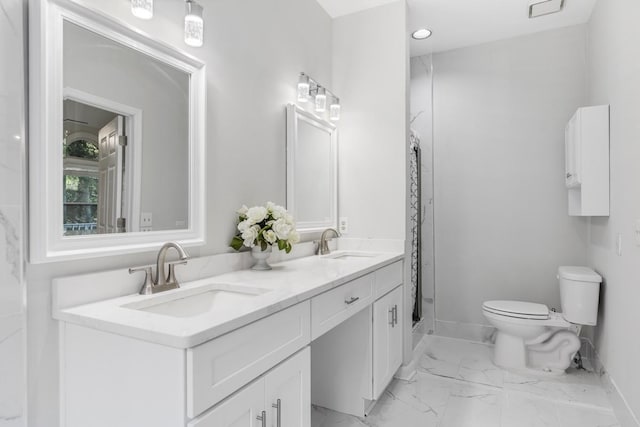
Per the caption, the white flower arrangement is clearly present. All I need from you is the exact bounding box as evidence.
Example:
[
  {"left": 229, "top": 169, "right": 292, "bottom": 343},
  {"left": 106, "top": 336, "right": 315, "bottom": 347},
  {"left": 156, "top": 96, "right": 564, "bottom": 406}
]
[{"left": 230, "top": 202, "right": 300, "bottom": 253}]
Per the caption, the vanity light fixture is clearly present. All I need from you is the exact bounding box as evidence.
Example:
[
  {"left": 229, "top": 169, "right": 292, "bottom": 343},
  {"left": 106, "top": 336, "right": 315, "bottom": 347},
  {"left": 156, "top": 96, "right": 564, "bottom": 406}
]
[
  {"left": 184, "top": 0, "right": 204, "bottom": 48},
  {"left": 315, "top": 86, "right": 327, "bottom": 113},
  {"left": 130, "top": 0, "right": 205, "bottom": 47},
  {"left": 329, "top": 98, "right": 341, "bottom": 121},
  {"left": 131, "top": 0, "right": 153, "bottom": 20},
  {"left": 296, "top": 72, "right": 340, "bottom": 120},
  {"left": 297, "top": 73, "right": 310, "bottom": 102},
  {"left": 411, "top": 28, "right": 432, "bottom": 40}
]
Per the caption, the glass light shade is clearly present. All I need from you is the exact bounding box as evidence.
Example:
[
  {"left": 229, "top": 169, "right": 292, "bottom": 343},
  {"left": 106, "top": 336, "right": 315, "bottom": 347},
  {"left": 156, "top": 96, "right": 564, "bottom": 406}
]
[
  {"left": 329, "top": 101, "right": 341, "bottom": 121},
  {"left": 185, "top": 1, "right": 204, "bottom": 47},
  {"left": 315, "top": 87, "right": 327, "bottom": 113},
  {"left": 131, "top": 0, "right": 153, "bottom": 19},
  {"left": 297, "top": 74, "right": 310, "bottom": 102}
]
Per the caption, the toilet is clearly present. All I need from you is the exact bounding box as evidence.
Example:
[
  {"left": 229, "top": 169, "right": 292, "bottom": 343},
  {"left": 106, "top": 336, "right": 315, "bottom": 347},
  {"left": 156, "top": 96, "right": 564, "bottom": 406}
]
[{"left": 482, "top": 266, "right": 602, "bottom": 375}]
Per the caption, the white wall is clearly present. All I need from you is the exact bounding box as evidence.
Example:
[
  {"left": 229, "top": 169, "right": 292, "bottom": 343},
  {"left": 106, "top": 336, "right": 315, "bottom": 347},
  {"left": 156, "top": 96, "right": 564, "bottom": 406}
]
[
  {"left": 432, "top": 25, "right": 589, "bottom": 329},
  {"left": 63, "top": 22, "right": 190, "bottom": 231},
  {"left": 331, "top": 0, "right": 409, "bottom": 361},
  {"left": 587, "top": 0, "right": 640, "bottom": 422},
  {"left": 0, "top": 0, "right": 26, "bottom": 425},
  {"left": 332, "top": 1, "right": 408, "bottom": 241},
  {"left": 26, "top": 0, "right": 333, "bottom": 424}
]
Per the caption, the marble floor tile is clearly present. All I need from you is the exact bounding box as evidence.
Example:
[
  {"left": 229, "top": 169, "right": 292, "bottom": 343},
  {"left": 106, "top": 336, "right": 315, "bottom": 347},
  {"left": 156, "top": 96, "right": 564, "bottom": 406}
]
[
  {"left": 501, "top": 391, "right": 560, "bottom": 427},
  {"left": 504, "top": 370, "right": 611, "bottom": 410},
  {"left": 439, "top": 382, "right": 502, "bottom": 427},
  {"left": 313, "top": 336, "right": 618, "bottom": 427},
  {"left": 365, "top": 374, "right": 453, "bottom": 427},
  {"left": 555, "top": 403, "right": 620, "bottom": 427}
]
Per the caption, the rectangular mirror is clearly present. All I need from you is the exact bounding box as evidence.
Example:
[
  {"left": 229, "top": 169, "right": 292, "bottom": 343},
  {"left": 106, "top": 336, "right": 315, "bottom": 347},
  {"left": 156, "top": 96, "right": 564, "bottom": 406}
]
[
  {"left": 286, "top": 104, "right": 338, "bottom": 234},
  {"left": 30, "top": 1, "right": 206, "bottom": 262}
]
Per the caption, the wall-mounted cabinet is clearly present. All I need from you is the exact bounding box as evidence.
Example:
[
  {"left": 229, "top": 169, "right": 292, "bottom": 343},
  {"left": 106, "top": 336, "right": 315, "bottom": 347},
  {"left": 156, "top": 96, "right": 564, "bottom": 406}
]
[{"left": 564, "top": 105, "right": 610, "bottom": 216}]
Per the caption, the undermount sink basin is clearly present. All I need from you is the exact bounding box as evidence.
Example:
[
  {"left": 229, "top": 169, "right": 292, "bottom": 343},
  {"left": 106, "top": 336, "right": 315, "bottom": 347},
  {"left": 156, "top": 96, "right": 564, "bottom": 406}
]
[
  {"left": 323, "top": 251, "right": 379, "bottom": 261},
  {"left": 122, "top": 284, "right": 269, "bottom": 318}
]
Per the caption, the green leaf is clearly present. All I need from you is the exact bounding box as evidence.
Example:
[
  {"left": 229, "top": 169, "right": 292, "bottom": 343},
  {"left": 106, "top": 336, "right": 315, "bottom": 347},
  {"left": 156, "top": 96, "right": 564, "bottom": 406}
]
[
  {"left": 260, "top": 240, "right": 268, "bottom": 251},
  {"left": 285, "top": 242, "right": 292, "bottom": 254},
  {"left": 278, "top": 240, "right": 286, "bottom": 251},
  {"left": 230, "top": 236, "right": 244, "bottom": 251}
]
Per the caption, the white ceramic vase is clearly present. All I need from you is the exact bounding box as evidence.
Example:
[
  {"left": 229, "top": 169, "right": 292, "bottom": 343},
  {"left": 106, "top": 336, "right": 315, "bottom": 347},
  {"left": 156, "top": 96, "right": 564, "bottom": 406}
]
[{"left": 251, "top": 245, "right": 273, "bottom": 271}]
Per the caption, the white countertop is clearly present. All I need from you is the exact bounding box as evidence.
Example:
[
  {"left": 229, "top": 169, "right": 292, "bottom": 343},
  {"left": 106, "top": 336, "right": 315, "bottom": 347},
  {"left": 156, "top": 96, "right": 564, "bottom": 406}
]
[{"left": 54, "top": 250, "right": 404, "bottom": 348}]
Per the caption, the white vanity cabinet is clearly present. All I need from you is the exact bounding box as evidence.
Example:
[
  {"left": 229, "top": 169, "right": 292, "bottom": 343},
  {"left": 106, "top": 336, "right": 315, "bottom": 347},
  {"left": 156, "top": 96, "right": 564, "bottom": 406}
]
[
  {"left": 310, "top": 260, "right": 404, "bottom": 416},
  {"left": 564, "top": 105, "right": 610, "bottom": 216},
  {"left": 60, "top": 302, "right": 311, "bottom": 427},
  {"left": 373, "top": 285, "right": 403, "bottom": 398},
  {"left": 57, "top": 255, "right": 405, "bottom": 427},
  {"left": 191, "top": 347, "right": 310, "bottom": 427}
]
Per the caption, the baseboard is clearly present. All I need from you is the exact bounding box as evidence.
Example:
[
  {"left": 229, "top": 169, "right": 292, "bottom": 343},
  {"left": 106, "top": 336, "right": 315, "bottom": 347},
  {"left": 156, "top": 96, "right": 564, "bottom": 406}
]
[
  {"left": 395, "top": 333, "right": 429, "bottom": 381},
  {"left": 434, "top": 319, "right": 495, "bottom": 344},
  {"left": 580, "top": 338, "right": 639, "bottom": 427}
]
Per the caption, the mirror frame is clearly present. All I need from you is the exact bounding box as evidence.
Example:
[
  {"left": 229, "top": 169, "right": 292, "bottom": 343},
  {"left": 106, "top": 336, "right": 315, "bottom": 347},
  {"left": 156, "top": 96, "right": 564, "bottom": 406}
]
[
  {"left": 286, "top": 104, "right": 338, "bottom": 234},
  {"left": 29, "top": 0, "right": 206, "bottom": 263}
]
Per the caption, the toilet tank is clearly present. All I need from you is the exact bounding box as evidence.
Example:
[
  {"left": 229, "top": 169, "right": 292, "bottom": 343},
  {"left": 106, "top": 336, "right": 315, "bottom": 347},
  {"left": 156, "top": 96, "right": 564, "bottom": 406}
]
[{"left": 558, "top": 266, "right": 602, "bottom": 325}]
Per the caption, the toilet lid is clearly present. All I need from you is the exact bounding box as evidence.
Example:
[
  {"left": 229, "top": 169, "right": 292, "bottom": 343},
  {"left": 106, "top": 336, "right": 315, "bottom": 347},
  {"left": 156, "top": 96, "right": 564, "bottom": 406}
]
[{"left": 483, "top": 300, "right": 549, "bottom": 320}]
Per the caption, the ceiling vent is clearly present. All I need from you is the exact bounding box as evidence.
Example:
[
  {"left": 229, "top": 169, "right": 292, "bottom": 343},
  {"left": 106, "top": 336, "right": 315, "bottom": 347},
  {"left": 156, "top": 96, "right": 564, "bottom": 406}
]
[{"left": 529, "top": 0, "right": 565, "bottom": 18}]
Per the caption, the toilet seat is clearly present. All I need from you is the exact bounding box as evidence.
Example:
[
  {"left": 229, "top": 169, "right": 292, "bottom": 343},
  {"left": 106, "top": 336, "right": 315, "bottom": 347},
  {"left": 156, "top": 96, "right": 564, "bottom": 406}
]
[{"left": 482, "top": 300, "right": 549, "bottom": 320}]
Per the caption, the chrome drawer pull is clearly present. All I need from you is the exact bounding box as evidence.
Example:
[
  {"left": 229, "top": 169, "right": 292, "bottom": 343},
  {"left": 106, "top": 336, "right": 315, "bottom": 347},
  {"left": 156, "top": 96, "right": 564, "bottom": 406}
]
[
  {"left": 345, "top": 296, "right": 360, "bottom": 305},
  {"left": 257, "top": 410, "right": 267, "bottom": 427},
  {"left": 272, "top": 399, "right": 281, "bottom": 427},
  {"left": 389, "top": 308, "right": 394, "bottom": 326}
]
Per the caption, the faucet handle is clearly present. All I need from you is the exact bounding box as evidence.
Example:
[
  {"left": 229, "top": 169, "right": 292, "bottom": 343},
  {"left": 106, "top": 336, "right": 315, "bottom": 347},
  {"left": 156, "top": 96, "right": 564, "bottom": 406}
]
[
  {"left": 167, "top": 260, "right": 188, "bottom": 286},
  {"left": 129, "top": 266, "right": 155, "bottom": 295}
]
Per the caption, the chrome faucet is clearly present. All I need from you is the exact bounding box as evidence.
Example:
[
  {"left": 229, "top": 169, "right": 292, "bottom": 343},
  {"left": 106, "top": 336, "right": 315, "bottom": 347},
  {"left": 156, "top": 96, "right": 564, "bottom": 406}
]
[
  {"left": 129, "top": 242, "right": 190, "bottom": 295},
  {"left": 318, "top": 228, "right": 340, "bottom": 255}
]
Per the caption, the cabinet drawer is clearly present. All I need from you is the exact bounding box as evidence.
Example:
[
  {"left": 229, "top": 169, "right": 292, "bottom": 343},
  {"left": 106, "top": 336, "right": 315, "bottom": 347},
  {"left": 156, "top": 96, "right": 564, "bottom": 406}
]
[
  {"left": 311, "top": 274, "right": 373, "bottom": 340},
  {"left": 374, "top": 261, "right": 403, "bottom": 299},
  {"left": 187, "top": 301, "right": 310, "bottom": 418}
]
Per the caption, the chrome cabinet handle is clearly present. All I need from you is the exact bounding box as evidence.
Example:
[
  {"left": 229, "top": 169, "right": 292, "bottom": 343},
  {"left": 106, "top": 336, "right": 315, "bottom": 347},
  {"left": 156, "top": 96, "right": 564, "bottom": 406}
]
[
  {"left": 345, "top": 296, "right": 360, "bottom": 305},
  {"left": 257, "top": 410, "right": 266, "bottom": 427},
  {"left": 272, "top": 399, "right": 281, "bottom": 427},
  {"left": 389, "top": 308, "right": 394, "bottom": 326},
  {"left": 392, "top": 305, "right": 398, "bottom": 326}
]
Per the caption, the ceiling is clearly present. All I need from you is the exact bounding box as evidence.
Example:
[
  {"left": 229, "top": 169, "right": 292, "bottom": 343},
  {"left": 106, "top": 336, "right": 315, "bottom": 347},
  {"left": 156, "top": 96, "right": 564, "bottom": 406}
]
[
  {"left": 315, "top": 0, "right": 399, "bottom": 18},
  {"left": 315, "top": 0, "right": 597, "bottom": 57}
]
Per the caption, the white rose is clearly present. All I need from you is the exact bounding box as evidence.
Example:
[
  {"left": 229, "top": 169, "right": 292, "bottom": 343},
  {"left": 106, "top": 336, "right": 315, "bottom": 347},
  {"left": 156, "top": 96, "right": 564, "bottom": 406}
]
[
  {"left": 237, "top": 220, "right": 250, "bottom": 233},
  {"left": 237, "top": 205, "right": 249, "bottom": 216},
  {"left": 288, "top": 229, "right": 300, "bottom": 244},
  {"left": 241, "top": 225, "right": 260, "bottom": 247},
  {"left": 269, "top": 203, "right": 287, "bottom": 220},
  {"left": 246, "top": 206, "right": 268, "bottom": 224},
  {"left": 272, "top": 219, "right": 292, "bottom": 240},
  {"left": 263, "top": 229, "right": 277, "bottom": 244}
]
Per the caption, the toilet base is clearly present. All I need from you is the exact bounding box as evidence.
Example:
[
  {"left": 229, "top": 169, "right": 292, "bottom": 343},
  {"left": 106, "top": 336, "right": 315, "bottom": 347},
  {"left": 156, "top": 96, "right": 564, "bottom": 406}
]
[{"left": 492, "top": 329, "right": 581, "bottom": 375}]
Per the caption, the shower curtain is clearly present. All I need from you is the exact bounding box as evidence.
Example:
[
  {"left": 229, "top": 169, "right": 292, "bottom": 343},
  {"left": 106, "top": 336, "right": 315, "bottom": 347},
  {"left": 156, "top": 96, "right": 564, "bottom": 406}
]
[{"left": 409, "top": 130, "right": 422, "bottom": 325}]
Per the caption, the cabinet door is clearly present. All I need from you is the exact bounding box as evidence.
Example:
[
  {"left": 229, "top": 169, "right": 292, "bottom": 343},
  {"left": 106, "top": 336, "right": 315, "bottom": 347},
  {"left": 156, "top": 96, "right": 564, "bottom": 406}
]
[
  {"left": 372, "top": 286, "right": 403, "bottom": 399},
  {"left": 189, "top": 378, "right": 265, "bottom": 427},
  {"left": 265, "top": 347, "right": 310, "bottom": 427}
]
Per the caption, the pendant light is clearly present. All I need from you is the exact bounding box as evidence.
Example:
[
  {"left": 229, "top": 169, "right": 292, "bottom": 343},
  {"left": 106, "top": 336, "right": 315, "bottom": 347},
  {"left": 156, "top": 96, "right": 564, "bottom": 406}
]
[{"left": 184, "top": 0, "right": 204, "bottom": 48}]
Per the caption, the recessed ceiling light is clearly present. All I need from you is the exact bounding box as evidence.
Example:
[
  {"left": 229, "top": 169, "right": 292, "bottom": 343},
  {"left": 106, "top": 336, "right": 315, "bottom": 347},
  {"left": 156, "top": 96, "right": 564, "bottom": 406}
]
[
  {"left": 411, "top": 29, "right": 432, "bottom": 40},
  {"left": 529, "top": 0, "right": 565, "bottom": 18}
]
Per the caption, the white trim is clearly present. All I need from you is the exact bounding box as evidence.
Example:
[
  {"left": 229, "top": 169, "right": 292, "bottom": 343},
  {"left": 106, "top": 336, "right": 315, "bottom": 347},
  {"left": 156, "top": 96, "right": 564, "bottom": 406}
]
[
  {"left": 29, "top": 0, "right": 206, "bottom": 263},
  {"left": 63, "top": 87, "right": 143, "bottom": 232},
  {"left": 286, "top": 103, "right": 338, "bottom": 234}
]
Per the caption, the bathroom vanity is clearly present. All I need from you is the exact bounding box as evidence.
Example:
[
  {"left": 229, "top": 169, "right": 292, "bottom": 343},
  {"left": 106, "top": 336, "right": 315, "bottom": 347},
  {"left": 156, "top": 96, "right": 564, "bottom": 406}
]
[{"left": 54, "top": 249, "right": 404, "bottom": 427}]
